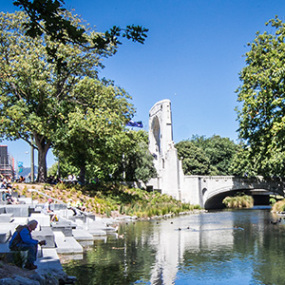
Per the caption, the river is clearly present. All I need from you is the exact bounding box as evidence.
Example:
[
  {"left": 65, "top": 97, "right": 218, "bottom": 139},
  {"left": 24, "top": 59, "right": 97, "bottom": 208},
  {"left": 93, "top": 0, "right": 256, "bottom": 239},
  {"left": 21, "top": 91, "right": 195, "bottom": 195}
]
[{"left": 63, "top": 207, "right": 285, "bottom": 285}]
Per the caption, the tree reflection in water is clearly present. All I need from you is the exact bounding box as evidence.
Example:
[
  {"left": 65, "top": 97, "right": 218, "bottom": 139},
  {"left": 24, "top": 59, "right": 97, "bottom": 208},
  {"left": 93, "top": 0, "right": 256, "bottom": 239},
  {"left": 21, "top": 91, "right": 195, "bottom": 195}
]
[{"left": 63, "top": 209, "right": 285, "bottom": 285}]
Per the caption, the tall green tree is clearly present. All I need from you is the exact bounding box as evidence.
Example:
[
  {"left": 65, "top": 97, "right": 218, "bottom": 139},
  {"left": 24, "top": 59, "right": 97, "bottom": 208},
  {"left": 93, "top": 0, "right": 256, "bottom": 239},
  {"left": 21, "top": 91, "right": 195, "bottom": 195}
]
[
  {"left": 115, "top": 130, "right": 157, "bottom": 184},
  {"left": 50, "top": 129, "right": 156, "bottom": 185},
  {"left": 229, "top": 144, "right": 258, "bottom": 177},
  {"left": 54, "top": 78, "right": 134, "bottom": 184},
  {"left": 236, "top": 17, "right": 285, "bottom": 176},
  {"left": 175, "top": 135, "right": 238, "bottom": 176},
  {"left": 192, "top": 135, "right": 239, "bottom": 175},
  {"left": 175, "top": 140, "right": 211, "bottom": 175},
  {"left": 0, "top": 11, "right": 132, "bottom": 182}
]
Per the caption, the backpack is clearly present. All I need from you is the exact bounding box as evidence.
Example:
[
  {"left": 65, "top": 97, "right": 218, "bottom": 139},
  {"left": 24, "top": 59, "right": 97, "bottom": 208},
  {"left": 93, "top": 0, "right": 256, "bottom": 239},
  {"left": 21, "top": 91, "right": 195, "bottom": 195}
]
[{"left": 9, "top": 225, "right": 28, "bottom": 250}]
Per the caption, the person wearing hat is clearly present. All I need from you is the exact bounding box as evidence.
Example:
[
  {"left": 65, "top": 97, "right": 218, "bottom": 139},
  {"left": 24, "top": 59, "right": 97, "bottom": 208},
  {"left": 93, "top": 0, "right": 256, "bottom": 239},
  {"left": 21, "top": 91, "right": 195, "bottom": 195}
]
[{"left": 9, "top": 220, "right": 46, "bottom": 270}]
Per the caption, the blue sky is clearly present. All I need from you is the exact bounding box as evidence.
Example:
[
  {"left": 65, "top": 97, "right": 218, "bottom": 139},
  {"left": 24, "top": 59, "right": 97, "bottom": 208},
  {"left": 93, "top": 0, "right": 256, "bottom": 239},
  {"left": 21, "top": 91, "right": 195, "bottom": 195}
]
[{"left": 1, "top": 0, "right": 285, "bottom": 168}]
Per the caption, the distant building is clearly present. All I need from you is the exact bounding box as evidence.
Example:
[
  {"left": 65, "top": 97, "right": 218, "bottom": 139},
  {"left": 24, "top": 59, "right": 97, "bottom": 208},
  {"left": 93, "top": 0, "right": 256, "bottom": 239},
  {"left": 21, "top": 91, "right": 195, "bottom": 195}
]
[{"left": 0, "top": 145, "right": 14, "bottom": 181}]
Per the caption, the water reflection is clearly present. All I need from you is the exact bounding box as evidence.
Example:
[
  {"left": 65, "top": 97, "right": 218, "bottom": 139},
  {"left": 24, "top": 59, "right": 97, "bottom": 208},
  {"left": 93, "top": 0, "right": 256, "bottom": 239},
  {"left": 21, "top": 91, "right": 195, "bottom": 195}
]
[{"left": 63, "top": 209, "right": 285, "bottom": 285}]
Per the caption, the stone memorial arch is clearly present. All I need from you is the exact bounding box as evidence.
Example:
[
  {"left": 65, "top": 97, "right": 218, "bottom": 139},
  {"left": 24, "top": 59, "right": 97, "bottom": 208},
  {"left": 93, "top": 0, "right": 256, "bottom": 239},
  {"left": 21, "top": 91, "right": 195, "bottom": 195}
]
[
  {"left": 148, "top": 99, "right": 184, "bottom": 199},
  {"left": 147, "top": 100, "right": 285, "bottom": 208}
]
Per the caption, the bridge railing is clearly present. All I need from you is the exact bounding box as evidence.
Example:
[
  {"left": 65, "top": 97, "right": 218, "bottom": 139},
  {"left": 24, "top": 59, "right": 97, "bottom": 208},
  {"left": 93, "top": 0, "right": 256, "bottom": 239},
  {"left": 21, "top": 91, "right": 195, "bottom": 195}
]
[{"left": 203, "top": 176, "right": 285, "bottom": 202}]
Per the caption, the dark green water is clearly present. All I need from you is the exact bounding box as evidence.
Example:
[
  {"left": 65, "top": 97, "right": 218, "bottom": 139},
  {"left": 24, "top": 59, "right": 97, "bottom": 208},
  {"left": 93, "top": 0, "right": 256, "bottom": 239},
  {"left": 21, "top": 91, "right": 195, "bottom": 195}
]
[{"left": 63, "top": 208, "right": 285, "bottom": 285}]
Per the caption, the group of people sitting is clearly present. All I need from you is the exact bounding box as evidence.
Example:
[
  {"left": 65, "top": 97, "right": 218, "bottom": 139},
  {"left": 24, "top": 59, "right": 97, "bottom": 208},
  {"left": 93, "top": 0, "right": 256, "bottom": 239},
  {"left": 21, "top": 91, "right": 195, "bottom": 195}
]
[
  {"left": 1, "top": 179, "right": 19, "bottom": 204},
  {"left": 1, "top": 190, "right": 19, "bottom": 204}
]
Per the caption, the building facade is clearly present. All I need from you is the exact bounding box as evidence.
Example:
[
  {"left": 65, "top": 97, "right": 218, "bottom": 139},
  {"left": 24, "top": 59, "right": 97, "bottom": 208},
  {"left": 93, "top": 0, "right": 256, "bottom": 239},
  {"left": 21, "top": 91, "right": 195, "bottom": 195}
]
[{"left": 0, "top": 145, "right": 14, "bottom": 180}]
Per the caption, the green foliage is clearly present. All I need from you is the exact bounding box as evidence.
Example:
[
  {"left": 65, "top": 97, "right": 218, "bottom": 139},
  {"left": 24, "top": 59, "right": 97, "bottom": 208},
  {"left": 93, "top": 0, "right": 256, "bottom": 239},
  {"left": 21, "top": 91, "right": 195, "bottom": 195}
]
[
  {"left": 48, "top": 129, "right": 157, "bottom": 185},
  {"left": 0, "top": 11, "right": 103, "bottom": 181},
  {"left": 0, "top": 11, "right": 137, "bottom": 183},
  {"left": 269, "top": 197, "right": 276, "bottom": 205},
  {"left": 53, "top": 77, "right": 135, "bottom": 184},
  {"left": 75, "top": 183, "right": 200, "bottom": 217},
  {"left": 113, "top": 130, "right": 157, "bottom": 184},
  {"left": 175, "top": 140, "right": 210, "bottom": 175},
  {"left": 236, "top": 17, "right": 285, "bottom": 177},
  {"left": 176, "top": 135, "right": 239, "bottom": 175},
  {"left": 229, "top": 143, "right": 257, "bottom": 177},
  {"left": 48, "top": 160, "right": 78, "bottom": 180},
  {"left": 12, "top": 0, "right": 148, "bottom": 93},
  {"left": 13, "top": 0, "right": 148, "bottom": 49},
  {"left": 12, "top": 251, "right": 27, "bottom": 268}
]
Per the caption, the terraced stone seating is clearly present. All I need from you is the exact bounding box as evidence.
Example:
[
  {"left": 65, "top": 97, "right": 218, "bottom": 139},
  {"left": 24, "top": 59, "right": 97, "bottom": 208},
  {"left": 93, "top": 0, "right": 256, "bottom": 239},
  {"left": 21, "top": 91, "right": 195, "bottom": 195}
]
[
  {"left": 32, "top": 227, "right": 56, "bottom": 248},
  {"left": 0, "top": 234, "right": 42, "bottom": 264},
  {"left": 51, "top": 218, "right": 76, "bottom": 237},
  {"left": 0, "top": 213, "right": 14, "bottom": 223},
  {"left": 50, "top": 203, "right": 67, "bottom": 211},
  {"left": 0, "top": 242, "right": 29, "bottom": 264},
  {"left": 29, "top": 213, "right": 51, "bottom": 227},
  {"left": 0, "top": 225, "right": 12, "bottom": 243},
  {"left": 5, "top": 205, "right": 30, "bottom": 217}
]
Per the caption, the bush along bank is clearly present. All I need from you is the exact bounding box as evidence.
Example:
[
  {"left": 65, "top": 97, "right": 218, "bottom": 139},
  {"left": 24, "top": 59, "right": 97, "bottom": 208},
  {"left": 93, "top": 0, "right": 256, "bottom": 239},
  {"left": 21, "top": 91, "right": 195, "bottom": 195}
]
[
  {"left": 13, "top": 182, "right": 202, "bottom": 219},
  {"left": 222, "top": 194, "right": 254, "bottom": 209},
  {"left": 271, "top": 199, "right": 285, "bottom": 213}
]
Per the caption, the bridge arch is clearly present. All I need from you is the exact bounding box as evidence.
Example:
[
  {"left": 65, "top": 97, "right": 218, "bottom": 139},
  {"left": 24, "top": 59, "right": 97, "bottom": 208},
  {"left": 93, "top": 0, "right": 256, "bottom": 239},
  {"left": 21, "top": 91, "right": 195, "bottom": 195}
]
[
  {"left": 182, "top": 175, "right": 284, "bottom": 209},
  {"left": 147, "top": 100, "right": 285, "bottom": 208},
  {"left": 203, "top": 187, "right": 272, "bottom": 209},
  {"left": 201, "top": 177, "right": 285, "bottom": 209}
]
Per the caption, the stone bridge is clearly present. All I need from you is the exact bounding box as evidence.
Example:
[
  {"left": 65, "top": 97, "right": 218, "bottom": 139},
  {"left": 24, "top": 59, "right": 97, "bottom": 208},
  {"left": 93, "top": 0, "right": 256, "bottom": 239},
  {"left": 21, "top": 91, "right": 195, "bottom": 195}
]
[
  {"left": 147, "top": 100, "right": 285, "bottom": 209},
  {"left": 181, "top": 175, "right": 285, "bottom": 209}
]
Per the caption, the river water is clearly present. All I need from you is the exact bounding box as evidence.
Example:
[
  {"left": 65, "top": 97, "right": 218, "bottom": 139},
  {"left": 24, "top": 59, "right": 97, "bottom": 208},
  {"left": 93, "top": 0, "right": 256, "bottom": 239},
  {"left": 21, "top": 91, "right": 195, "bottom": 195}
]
[{"left": 63, "top": 207, "right": 285, "bottom": 285}]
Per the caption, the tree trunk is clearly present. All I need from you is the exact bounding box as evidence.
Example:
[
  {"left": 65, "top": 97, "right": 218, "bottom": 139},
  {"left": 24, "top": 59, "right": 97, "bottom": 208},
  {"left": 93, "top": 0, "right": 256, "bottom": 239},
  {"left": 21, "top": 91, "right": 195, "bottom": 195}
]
[
  {"left": 34, "top": 135, "right": 51, "bottom": 183},
  {"left": 78, "top": 164, "right": 86, "bottom": 185}
]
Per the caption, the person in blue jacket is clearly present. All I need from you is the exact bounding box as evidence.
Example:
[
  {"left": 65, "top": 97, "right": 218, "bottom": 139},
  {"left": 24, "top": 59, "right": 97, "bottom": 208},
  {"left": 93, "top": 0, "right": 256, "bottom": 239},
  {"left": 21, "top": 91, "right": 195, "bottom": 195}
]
[{"left": 9, "top": 220, "right": 46, "bottom": 270}]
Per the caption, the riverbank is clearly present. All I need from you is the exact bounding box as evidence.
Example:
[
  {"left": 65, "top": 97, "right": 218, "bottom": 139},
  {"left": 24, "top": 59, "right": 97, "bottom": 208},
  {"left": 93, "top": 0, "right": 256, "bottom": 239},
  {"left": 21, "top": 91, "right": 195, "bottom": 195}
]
[
  {"left": 0, "top": 209, "right": 206, "bottom": 284},
  {"left": 0, "top": 182, "right": 204, "bottom": 284},
  {"left": 12, "top": 182, "right": 202, "bottom": 218}
]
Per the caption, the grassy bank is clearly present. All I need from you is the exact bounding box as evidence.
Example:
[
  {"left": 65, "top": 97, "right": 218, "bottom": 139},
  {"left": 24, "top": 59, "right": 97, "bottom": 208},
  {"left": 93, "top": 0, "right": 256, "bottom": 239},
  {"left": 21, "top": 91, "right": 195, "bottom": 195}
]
[{"left": 13, "top": 182, "right": 202, "bottom": 218}]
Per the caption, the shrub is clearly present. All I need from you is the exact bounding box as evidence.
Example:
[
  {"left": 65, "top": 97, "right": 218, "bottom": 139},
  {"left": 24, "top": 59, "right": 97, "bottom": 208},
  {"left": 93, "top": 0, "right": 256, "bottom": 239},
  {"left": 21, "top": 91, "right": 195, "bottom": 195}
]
[
  {"left": 223, "top": 195, "right": 253, "bottom": 209},
  {"left": 13, "top": 251, "right": 27, "bottom": 268},
  {"left": 272, "top": 200, "right": 285, "bottom": 212},
  {"left": 270, "top": 198, "right": 276, "bottom": 205},
  {"left": 56, "top": 183, "right": 66, "bottom": 191}
]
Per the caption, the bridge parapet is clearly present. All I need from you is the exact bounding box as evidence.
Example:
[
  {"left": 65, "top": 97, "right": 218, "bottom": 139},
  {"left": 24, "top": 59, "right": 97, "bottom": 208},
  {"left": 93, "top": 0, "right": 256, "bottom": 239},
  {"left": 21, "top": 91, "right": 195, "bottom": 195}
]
[{"left": 182, "top": 175, "right": 285, "bottom": 208}]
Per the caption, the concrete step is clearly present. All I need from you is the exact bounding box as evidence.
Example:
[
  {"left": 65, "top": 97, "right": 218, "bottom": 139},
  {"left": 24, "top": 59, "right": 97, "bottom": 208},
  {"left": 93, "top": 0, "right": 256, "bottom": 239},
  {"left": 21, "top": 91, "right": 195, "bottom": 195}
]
[
  {"left": 32, "top": 226, "right": 55, "bottom": 248},
  {"left": 53, "top": 231, "right": 83, "bottom": 254},
  {"left": 0, "top": 242, "right": 43, "bottom": 264},
  {"left": 5, "top": 205, "right": 30, "bottom": 217},
  {"left": 87, "top": 228, "right": 107, "bottom": 236},
  {"left": 72, "top": 229, "right": 94, "bottom": 246},
  {"left": 0, "top": 224, "right": 15, "bottom": 243},
  {"left": 0, "top": 213, "right": 14, "bottom": 223},
  {"left": 36, "top": 248, "right": 62, "bottom": 271},
  {"left": 30, "top": 213, "right": 51, "bottom": 227}
]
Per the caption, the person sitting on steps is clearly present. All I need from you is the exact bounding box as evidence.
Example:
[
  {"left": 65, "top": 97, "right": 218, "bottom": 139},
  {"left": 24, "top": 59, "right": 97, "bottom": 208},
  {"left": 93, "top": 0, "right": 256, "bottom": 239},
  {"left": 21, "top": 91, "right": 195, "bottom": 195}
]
[
  {"left": 43, "top": 198, "right": 58, "bottom": 222},
  {"left": 9, "top": 220, "right": 46, "bottom": 270}
]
